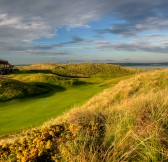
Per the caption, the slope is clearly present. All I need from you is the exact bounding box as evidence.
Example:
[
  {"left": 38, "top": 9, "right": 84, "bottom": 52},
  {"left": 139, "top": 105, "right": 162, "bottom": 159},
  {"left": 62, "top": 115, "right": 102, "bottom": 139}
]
[
  {"left": 0, "top": 69, "right": 168, "bottom": 161},
  {"left": 0, "top": 63, "right": 139, "bottom": 136}
]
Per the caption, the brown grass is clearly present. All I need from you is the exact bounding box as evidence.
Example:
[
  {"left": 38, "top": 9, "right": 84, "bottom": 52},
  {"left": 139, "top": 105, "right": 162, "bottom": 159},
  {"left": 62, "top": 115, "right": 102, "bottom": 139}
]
[{"left": 0, "top": 69, "right": 168, "bottom": 161}]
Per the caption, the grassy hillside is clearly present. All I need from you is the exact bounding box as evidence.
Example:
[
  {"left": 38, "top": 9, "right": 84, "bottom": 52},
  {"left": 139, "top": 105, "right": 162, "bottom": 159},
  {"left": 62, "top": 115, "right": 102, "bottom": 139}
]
[
  {"left": 0, "top": 63, "right": 138, "bottom": 136},
  {"left": 52, "top": 63, "right": 139, "bottom": 78},
  {"left": 0, "top": 69, "right": 167, "bottom": 161},
  {"left": 9, "top": 73, "right": 76, "bottom": 88},
  {"left": 18, "top": 63, "right": 140, "bottom": 78},
  {"left": 0, "top": 77, "right": 49, "bottom": 101},
  {"left": 18, "top": 63, "right": 57, "bottom": 71}
]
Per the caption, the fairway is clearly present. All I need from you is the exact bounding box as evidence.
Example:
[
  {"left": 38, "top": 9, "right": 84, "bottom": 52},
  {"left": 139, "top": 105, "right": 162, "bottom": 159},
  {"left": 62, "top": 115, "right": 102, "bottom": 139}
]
[
  {"left": 0, "top": 62, "right": 137, "bottom": 136},
  {"left": 0, "top": 77, "right": 123, "bottom": 136}
]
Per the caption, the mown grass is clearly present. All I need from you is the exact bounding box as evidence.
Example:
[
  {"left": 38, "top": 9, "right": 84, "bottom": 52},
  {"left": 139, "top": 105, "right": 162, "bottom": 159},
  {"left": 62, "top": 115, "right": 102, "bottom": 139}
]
[
  {"left": 0, "top": 80, "right": 108, "bottom": 136},
  {"left": 0, "top": 68, "right": 167, "bottom": 161}
]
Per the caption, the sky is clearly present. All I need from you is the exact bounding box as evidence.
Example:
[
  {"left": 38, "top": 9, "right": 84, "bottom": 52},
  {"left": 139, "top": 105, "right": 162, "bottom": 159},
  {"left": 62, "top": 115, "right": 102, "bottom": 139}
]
[{"left": 0, "top": 0, "right": 168, "bottom": 64}]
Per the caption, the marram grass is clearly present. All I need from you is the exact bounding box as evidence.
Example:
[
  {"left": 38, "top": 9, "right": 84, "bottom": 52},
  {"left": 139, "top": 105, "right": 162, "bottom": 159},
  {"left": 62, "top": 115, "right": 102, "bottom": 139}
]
[{"left": 0, "top": 68, "right": 168, "bottom": 161}]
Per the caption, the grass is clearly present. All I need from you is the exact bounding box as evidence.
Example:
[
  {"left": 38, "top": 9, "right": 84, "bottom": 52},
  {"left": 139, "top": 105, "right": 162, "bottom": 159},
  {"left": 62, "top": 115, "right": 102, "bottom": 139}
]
[
  {"left": 0, "top": 63, "right": 137, "bottom": 136},
  {"left": 9, "top": 73, "right": 76, "bottom": 88},
  {"left": 0, "top": 77, "right": 50, "bottom": 101},
  {"left": 0, "top": 68, "right": 167, "bottom": 161},
  {"left": 0, "top": 80, "right": 106, "bottom": 135},
  {"left": 52, "top": 62, "right": 139, "bottom": 78}
]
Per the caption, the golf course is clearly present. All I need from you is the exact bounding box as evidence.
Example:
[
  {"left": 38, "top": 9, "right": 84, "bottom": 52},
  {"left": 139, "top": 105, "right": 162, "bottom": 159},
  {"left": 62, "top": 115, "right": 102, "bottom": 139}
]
[
  {"left": 0, "top": 63, "right": 168, "bottom": 161},
  {"left": 0, "top": 63, "right": 137, "bottom": 136}
]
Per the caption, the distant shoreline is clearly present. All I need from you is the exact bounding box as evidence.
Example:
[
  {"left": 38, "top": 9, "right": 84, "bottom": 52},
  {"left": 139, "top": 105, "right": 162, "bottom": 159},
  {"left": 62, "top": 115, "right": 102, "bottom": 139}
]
[
  {"left": 113, "top": 63, "right": 168, "bottom": 69},
  {"left": 112, "top": 63, "right": 168, "bottom": 66},
  {"left": 14, "top": 62, "right": 168, "bottom": 66}
]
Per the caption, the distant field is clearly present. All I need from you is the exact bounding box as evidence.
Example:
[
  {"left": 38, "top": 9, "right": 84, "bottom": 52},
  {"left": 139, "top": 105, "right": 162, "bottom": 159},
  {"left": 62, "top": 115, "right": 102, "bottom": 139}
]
[{"left": 0, "top": 63, "right": 138, "bottom": 135}]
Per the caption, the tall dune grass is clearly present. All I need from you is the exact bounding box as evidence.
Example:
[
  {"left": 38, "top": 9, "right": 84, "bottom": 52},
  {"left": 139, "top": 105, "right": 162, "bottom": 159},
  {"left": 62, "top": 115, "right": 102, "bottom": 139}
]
[{"left": 0, "top": 69, "right": 168, "bottom": 161}]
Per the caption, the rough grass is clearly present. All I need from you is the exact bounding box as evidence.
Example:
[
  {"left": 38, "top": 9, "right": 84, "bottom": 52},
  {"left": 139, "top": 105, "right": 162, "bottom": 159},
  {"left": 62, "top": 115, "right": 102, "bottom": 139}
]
[
  {"left": 0, "top": 63, "right": 139, "bottom": 102},
  {"left": 9, "top": 73, "right": 76, "bottom": 88},
  {"left": 0, "top": 69, "right": 168, "bottom": 161},
  {"left": 18, "top": 63, "right": 140, "bottom": 78},
  {"left": 52, "top": 63, "right": 140, "bottom": 78},
  {"left": 19, "top": 63, "right": 57, "bottom": 70},
  {"left": 0, "top": 77, "right": 49, "bottom": 101},
  {"left": 0, "top": 63, "right": 137, "bottom": 136}
]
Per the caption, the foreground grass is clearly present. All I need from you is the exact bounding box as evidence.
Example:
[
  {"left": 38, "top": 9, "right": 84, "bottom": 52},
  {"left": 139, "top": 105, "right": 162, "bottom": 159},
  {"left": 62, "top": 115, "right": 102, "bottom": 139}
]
[{"left": 0, "top": 69, "right": 167, "bottom": 161}]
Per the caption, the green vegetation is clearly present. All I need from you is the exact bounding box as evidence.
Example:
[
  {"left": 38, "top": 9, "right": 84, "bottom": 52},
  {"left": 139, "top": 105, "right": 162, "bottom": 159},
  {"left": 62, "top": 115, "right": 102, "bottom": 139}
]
[
  {"left": 0, "top": 80, "right": 110, "bottom": 135},
  {"left": 0, "top": 63, "right": 138, "bottom": 136},
  {"left": 52, "top": 63, "right": 138, "bottom": 78},
  {"left": 9, "top": 73, "right": 76, "bottom": 88},
  {"left": 0, "top": 77, "right": 49, "bottom": 101},
  {"left": 1, "top": 68, "right": 168, "bottom": 161}
]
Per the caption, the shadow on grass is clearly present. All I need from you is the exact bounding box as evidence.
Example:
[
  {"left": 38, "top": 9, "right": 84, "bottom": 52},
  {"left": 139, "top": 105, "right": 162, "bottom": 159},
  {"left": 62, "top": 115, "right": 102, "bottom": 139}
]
[
  {"left": 52, "top": 72, "right": 89, "bottom": 79},
  {"left": 73, "top": 80, "right": 96, "bottom": 86},
  {"left": 0, "top": 76, "right": 98, "bottom": 102},
  {"left": 25, "top": 82, "right": 66, "bottom": 99},
  {"left": 31, "top": 80, "right": 96, "bottom": 99},
  {"left": 0, "top": 82, "right": 66, "bottom": 102},
  {"left": 18, "top": 70, "right": 52, "bottom": 74}
]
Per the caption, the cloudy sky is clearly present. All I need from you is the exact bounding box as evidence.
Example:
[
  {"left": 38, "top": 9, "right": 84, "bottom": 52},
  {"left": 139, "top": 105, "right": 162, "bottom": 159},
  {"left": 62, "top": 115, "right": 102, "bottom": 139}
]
[{"left": 0, "top": 0, "right": 168, "bottom": 64}]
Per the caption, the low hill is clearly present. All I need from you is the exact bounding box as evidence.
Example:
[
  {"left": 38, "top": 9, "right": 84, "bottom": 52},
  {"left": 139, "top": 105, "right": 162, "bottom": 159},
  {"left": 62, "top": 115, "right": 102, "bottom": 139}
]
[
  {"left": 0, "top": 73, "right": 76, "bottom": 101},
  {"left": 19, "top": 63, "right": 140, "bottom": 78},
  {"left": 19, "top": 63, "right": 57, "bottom": 71},
  {"left": 0, "top": 63, "right": 140, "bottom": 101},
  {"left": 52, "top": 63, "right": 139, "bottom": 78},
  {"left": 0, "top": 77, "right": 50, "bottom": 101},
  {"left": 10, "top": 73, "right": 76, "bottom": 88},
  {"left": 1, "top": 69, "right": 167, "bottom": 161}
]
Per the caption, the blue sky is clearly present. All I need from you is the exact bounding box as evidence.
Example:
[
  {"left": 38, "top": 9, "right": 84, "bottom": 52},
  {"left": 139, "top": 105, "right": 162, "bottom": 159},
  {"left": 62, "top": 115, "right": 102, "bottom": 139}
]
[{"left": 0, "top": 0, "right": 168, "bottom": 64}]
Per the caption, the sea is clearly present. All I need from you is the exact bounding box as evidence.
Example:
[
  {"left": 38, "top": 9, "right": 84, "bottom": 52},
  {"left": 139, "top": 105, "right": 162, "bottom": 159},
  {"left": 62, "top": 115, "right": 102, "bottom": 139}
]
[{"left": 126, "top": 65, "right": 168, "bottom": 69}]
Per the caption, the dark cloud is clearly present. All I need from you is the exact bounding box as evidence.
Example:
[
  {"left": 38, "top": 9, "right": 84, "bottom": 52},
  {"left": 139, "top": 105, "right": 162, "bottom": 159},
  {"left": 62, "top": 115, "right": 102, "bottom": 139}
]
[
  {"left": 60, "top": 35, "right": 86, "bottom": 45},
  {"left": 94, "top": 0, "right": 168, "bottom": 37},
  {"left": 35, "top": 35, "right": 88, "bottom": 48},
  {"left": 124, "top": 59, "right": 131, "bottom": 61},
  {"left": 94, "top": 23, "right": 142, "bottom": 37},
  {"left": 97, "top": 41, "right": 168, "bottom": 54}
]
